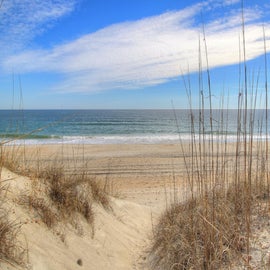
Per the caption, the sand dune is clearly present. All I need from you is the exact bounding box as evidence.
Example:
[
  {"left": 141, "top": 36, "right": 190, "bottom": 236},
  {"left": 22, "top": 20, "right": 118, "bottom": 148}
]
[
  {"left": 1, "top": 144, "right": 187, "bottom": 269},
  {"left": 1, "top": 166, "right": 157, "bottom": 270}
]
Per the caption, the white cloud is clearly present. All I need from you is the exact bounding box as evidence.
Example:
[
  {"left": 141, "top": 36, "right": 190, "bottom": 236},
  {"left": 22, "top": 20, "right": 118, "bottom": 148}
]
[
  {"left": 2, "top": 0, "right": 270, "bottom": 93},
  {"left": 224, "top": 0, "right": 241, "bottom": 5},
  {"left": 0, "top": 0, "right": 77, "bottom": 52}
]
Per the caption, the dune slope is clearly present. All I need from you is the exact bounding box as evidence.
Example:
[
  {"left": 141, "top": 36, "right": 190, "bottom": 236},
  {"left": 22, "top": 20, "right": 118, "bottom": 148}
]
[{"left": 1, "top": 168, "right": 154, "bottom": 270}]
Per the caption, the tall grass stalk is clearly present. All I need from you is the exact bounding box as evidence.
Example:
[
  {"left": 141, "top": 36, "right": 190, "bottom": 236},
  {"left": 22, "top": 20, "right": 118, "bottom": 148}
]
[
  {"left": 263, "top": 24, "right": 270, "bottom": 205},
  {"left": 150, "top": 3, "right": 270, "bottom": 268}
]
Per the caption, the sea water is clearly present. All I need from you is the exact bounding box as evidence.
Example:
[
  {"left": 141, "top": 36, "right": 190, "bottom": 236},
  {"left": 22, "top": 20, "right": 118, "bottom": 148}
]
[{"left": 0, "top": 109, "right": 268, "bottom": 145}]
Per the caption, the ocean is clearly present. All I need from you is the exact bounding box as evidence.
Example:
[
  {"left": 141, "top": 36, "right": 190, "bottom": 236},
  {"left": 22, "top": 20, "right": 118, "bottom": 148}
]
[{"left": 0, "top": 109, "right": 268, "bottom": 145}]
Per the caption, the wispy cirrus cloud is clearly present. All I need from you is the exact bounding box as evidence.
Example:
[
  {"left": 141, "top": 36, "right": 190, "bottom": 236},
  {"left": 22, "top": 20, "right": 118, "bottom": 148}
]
[
  {"left": 0, "top": 0, "right": 77, "bottom": 52},
  {"left": 2, "top": 0, "right": 270, "bottom": 93}
]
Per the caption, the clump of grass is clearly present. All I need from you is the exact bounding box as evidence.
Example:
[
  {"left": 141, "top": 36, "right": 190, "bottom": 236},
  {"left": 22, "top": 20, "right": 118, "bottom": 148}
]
[
  {"left": 150, "top": 183, "right": 250, "bottom": 270},
  {"left": 18, "top": 194, "right": 58, "bottom": 228},
  {"left": 90, "top": 180, "right": 111, "bottom": 210},
  {"left": 15, "top": 166, "right": 107, "bottom": 242},
  {"left": 0, "top": 215, "right": 26, "bottom": 266},
  {"left": 22, "top": 165, "right": 111, "bottom": 230},
  {"left": 0, "top": 182, "right": 27, "bottom": 266},
  {"left": 1, "top": 144, "right": 111, "bottom": 237},
  {"left": 0, "top": 146, "right": 25, "bottom": 175},
  {"left": 17, "top": 168, "right": 92, "bottom": 230},
  {"left": 44, "top": 168, "right": 93, "bottom": 223}
]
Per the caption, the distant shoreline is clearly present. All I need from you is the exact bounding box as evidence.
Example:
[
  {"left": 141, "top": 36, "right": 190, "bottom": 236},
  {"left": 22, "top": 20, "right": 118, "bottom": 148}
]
[{"left": 1, "top": 133, "right": 270, "bottom": 145}]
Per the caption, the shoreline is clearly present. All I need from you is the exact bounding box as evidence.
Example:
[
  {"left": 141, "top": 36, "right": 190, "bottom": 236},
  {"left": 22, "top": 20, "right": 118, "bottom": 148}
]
[{"left": 2, "top": 132, "right": 270, "bottom": 146}]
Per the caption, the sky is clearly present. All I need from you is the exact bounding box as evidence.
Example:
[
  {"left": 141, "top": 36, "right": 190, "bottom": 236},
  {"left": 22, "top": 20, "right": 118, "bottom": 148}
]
[{"left": 0, "top": 0, "right": 270, "bottom": 109}]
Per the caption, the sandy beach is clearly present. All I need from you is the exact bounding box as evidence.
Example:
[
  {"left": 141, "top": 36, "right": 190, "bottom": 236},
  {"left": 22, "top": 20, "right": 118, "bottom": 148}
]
[
  {"left": 6, "top": 143, "right": 193, "bottom": 207},
  {"left": 5, "top": 142, "right": 256, "bottom": 205},
  {"left": 1, "top": 142, "right": 270, "bottom": 269}
]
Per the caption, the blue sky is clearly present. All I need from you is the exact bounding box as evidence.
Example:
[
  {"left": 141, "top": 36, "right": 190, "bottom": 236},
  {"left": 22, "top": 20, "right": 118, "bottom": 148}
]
[{"left": 0, "top": 0, "right": 270, "bottom": 109}]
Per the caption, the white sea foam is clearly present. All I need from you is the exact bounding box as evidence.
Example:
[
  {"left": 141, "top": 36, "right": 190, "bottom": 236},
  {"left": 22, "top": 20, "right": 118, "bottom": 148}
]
[{"left": 4, "top": 133, "right": 270, "bottom": 145}]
